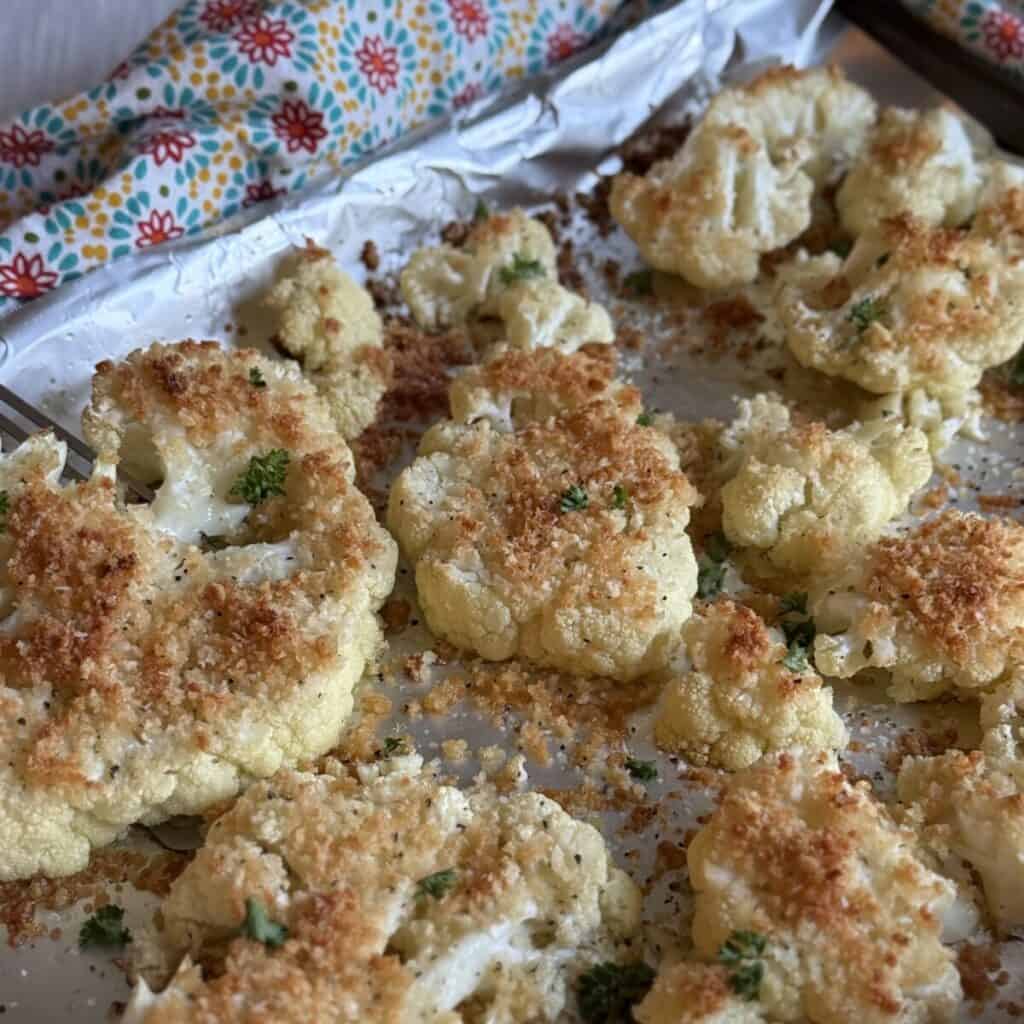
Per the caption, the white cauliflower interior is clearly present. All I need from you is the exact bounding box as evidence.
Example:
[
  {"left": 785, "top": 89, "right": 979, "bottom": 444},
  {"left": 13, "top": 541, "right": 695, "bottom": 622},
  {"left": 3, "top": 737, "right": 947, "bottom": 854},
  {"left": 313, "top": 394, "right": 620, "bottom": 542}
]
[
  {"left": 655, "top": 600, "right": 847, "bottom": 770},
  {"left": 126, "top": 756, "right": 641, "bottom": 1023},
  {"left": 687, "top": 749, "right": 962, "bottom": 1023},
  {"left": 717, "top": 393, "right": 931, "bottom": 575},
  {"left": 776, "top": 205, "right": 1024, "bottom": 399},
  {"left": 898, "top": 677, "right": 1024, "bottom": 934},
  {"left": 387, "top": 397, "right": 699, "bottom": 681},
  {"left": 498, "top": 277, "right": 614, "bottom": 354},
  {"left": 0, "top": 342, "right": 396, "bottom": 881},
  {"left": 837, "top": 107, "right": 991, "bottom": 235},
  {"left": 610, "top": 66, "right": 876, "bottom": 289},
  {"left": 448, "top": 344, "right": 638, "bottom": 432},
  {"left": 635, "top": 961, "right": 770, "bottom": 1024},
  {"left": 264, "top": 241, "right": 390, "bottom": 439},
  {"left": 813, "top": 511, "right": 1024, "bottom": 701}
]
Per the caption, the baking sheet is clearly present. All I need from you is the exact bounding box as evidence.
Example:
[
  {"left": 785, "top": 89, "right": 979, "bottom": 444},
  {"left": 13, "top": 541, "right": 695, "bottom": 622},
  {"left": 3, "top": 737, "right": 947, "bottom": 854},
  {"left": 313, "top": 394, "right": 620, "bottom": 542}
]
[{"left": 2, "top": 1, "right": 1023, "bottom": 1020}]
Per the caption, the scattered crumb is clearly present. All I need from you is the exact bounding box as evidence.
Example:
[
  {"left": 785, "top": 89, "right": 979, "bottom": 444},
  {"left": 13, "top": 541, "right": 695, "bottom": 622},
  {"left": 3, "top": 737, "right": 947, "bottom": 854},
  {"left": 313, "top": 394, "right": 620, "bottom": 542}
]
[
  {"left": 380, "top": 597, "right": 412, "bottom": 634},
  {"left": 360, "top": 239, "right": 380, "bottom": 271},
  {"left": 958, "top": 942, "right": 1002, "bottom": 1004},
  {"left": 441, "top": 738, "right": 468, "bottom": 763}
]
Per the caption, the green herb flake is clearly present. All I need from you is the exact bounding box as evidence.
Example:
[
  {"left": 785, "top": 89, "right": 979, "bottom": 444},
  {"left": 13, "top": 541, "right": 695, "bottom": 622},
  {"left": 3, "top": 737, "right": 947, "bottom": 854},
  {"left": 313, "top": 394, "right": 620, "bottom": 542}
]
[
  {"left": 697, "top": 531, "right": 732, "bottom": 600},
  {"left": 625, "top": 757, "right": 657, "bottom": 782},
  {"left": 577, "top": 961, "right": 656, "bottom": 1023},
  {"left": 718, "top": 930, "right": 766, "bottom": 1001},
  {"left": 242, "top": 898, "right": 288, "bottom": 948},
  {"left": 417, "top": 868, "right": 457, "bottom": 901},
  {"left": 382, "top": 736, "right": 408, "bottom": 757},
  {"left": 781, "top": 616, "right": 817, "bottom": 672},
  {"left": 498, "top": 253, "right": 546, "bottom": 287},
  {"left": 705, "top": 531, "right": 731, "bottom": 563},
  {"left": 229, "top": 448, "right": 290, "bottom": 505},
  {"left": 623, "top": 269, "right": 653, "bottom": 296},
  {"left": 560, "top": 484, "right": 589, "bottom": 513},
  {"left": 1011, "top": 348, "right": 1024, "bottom": 389},
  {"left": 249, "top": 367, "right": 267, "bottom": 388},
  {"left": 848, "top": 297, "right": 886, "bottom": 334},
  {"left": 473, "top": 199, "right": 490, "bottom": 222},
  {"left": 828, "top": 238, "right": 852, "bottom": 259},
  {"left": 612, "top": 484, "right": 629, "bottom": 511},
  {"left": 79, "top": 905, "right": 132, "bottom": 949},
  {"left": 0, "top": 490, "right": 8, "bottom": 532},
  {"left": 636, "top": 412, "right": 653, "bottom": 427},
  {"left": 779, "top": 591, "right": 808, "bottom": 615}
]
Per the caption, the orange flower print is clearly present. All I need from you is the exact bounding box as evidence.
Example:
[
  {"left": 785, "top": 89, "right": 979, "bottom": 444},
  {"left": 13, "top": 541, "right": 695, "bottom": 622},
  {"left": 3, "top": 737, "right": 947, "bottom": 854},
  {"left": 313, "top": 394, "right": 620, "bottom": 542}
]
[
  {"left": 135, "top": 210, "right": 185, "bottom": 248},
  {"left": 355, "top": 35, "right": 400, "bottom": 95},
  {"left": 982, "top": 9, "right": 1024, "bottom": 61},
  {"left": 271, "top": 99, "right": 327, "bottom": 154},
  {"left": 546, "top": 22, "right": 584, "bottom": 63},
  {"left": 234, "top": 16, "right": 295, "bottom": 66},
  {"left": 449, "top": 0, "right": 489, "bottom": 42},
  {"left": 0, "top": 252, "right": 58, "bottom": 299}
]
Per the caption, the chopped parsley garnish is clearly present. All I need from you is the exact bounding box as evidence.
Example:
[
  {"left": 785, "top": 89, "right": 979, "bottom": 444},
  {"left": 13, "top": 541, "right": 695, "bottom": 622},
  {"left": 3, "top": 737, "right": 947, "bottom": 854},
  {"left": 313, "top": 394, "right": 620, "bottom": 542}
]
[
  {"left": 636, "top": 412, "right": 653, "bottom": 427},
  {"left": 242, "top": 898, "right": 288, "bottom": 948},
  {"left": 718, "top": 930, "right": 766, "bottom": 1001},
  {"left": 499, "top": 253, "right": 545, "bottom": 286},
  {"left": 560, "top": 484, "right": 589, "bottom": 513},
  {"left": 0, "top": 490, "right": 8, "bottom": 532},
  {"left": 849, "top": 297, "right": 886, "bottom": 334},
  {"left": 79, "top": 905, "right": 131, "bottom": 949},
  {"left": 577, "top": 961, "right": 656, "bottom": 1023},
  {"left": 625, "top": 757, "right": 657, "bottom": 782},
  {"left": 200, "top": 532, "right": 229, "bottom": 552},
  {"left": 417, "top": 868, "right": 457, "bottom": 900},
  {"left": 781, "top": 615, "right": 817, "bottom": 672},
  {"left": 229, "top": 448, "right": 290, "bottom": 505},
  {"left": 1011, "top": 348, "right": 1024, "bottom": 389},
  {"left": 779, "top": 591, "right": 808, "bottom": 615},
  {"left": 612, "top": 484, "right": 629, "bottom": 510},
  {"left": 697, "top": 531, "right": 731, "bottom": 600},
  {"left": 248, "top": 367, "right": 267, "bottom": 388},
  {"left": 473, "top": 199, "right": 490, "bottom": 222},
  {"left": 828, "top": 238, "right": 852, "bottom": 259},
  {"left": 623, "top": 269, "right": 653, "bottom": 296},
  {"left": 381, "top": 736, "right": 408, "bottom": 757}
]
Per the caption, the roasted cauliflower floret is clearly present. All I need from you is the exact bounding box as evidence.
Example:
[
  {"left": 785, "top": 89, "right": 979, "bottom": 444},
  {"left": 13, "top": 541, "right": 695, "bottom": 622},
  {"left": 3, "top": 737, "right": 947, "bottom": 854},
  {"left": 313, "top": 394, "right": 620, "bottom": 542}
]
[
  {"left": 688, "top": 749, "right": 962, "bottom": 1023},
  {"left": 263, "top": 241, "right": 390, "bottom": 439},
  {"left": 972, "top": 159, "right": 1024, "bottom": 261},
  {"left": 0, "top": 342, "right": 396, "bottom": 881},
  {"left": 498, "top": 277, "right": 614, "bottom": 354},
  {"left": 448, "top": 345, "right": 638, "bottom": 431},
  {"left": 777, "top": 212, "right": 1024, "bottom": 398},
  {"left": 718, "top": 394, "right": 931, "bottom": 575},
  {"left": 655, "top": 601, "right": 847, "bottom": 770},
  {"left": 610, "top": 66, "right": 875, "bottom": 289},
  {"left": 813, "top": 511, "right": 1024, "bottom": 701},
  {"left": 388, "top": 399, "right": 699, "bottom": 681},
  {"left": 635, "top": 962, "right": 770, "bottom": 1024},
  {"left": 855, "top": 386, "right": 981, "bottom": 456},
  {"left": 898, "top": 678, "right": 1024, "bottom": 933},
  {"left": 400, "top": 208, "right": 557, "bottom": 330},
  {"left": 126, "top": 756, "right": 641, "bottom": 1023},
  {"left": 838, "top": 107, "right": 991, "bottom": 235}
]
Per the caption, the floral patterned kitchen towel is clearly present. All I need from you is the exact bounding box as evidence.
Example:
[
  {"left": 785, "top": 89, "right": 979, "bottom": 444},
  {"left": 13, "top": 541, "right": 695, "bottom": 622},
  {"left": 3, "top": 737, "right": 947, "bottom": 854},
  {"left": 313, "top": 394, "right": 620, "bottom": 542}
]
[
  {"left": 902, "top": 1, "right": 1024, "bottom": 69},
  {"left": 0, "top": 0, "right": 669, "bottom": 316}
]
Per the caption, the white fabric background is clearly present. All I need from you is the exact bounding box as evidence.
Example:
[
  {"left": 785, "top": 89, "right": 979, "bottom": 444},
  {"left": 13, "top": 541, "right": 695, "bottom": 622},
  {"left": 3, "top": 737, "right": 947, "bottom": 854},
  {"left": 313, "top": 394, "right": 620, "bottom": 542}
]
[{"left": 0, "top": 0, "right": 181, "bottom": 121}]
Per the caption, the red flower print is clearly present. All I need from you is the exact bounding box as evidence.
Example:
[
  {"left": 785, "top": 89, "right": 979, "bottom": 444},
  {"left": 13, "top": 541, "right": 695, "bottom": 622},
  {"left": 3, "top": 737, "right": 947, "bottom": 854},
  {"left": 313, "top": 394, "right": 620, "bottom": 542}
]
[
  {"left": 0, "top": 253, "right": 58, "bottom": 299},
  {"left": 140, "top": 129, "right": 196, "bottom": 166},
  {"left": 982, "top": 10, "right": 1024, "bottom": 61},
  {"left": 38, "top": 182, "right": 87, "bottom": 216},
  {"left": 271, "top": 99, "right": 327, "bottom": 155},
  {"left": 546, "top": 23, "right": 585, "bottom": 64},
  {"left": 0, "top": 125, "right": 54, "bottom": 169},
  {"left": 108, "top": 60, "right": 132, "bottom": 81},
  {"left": 234, "top": 16, "right": 294, "bottom": 66},
  {"left": 355, "top": 35, "right": 400, "bottom": 96},
  {"left": 453, "top": 81, "right": 484, "bottom": 109},
  {"left": 149, "top": 106, "right": 187, "bottom": 120},
  {"left": 243, "top": 180, "right": 286, "bottom": 207},
  {"left": 199, "top": 0, "right": 261, "bottom": 33},
  {"left": 135, "top": 210, "right": 185, "bottom": 249},
  {"left": 448, "top": 0, "right": 488, "bottom": 42}
]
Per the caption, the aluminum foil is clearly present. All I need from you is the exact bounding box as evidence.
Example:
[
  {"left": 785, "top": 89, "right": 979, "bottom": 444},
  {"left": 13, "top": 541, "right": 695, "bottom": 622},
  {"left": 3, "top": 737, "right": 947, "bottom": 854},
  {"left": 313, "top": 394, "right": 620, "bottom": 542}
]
[{"left": 3, "top": 2, "right": 1023, "bottom": 1020}]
